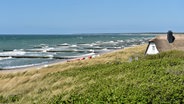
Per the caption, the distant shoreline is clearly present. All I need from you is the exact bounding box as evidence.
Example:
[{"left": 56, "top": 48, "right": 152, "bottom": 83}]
[{"left": 0, "top": 32, "right": 184, "bottom": 35}]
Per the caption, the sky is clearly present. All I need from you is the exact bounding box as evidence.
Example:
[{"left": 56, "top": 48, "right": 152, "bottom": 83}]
[{"left": 0, "top": 0, "right": 183, "bottom": 34}]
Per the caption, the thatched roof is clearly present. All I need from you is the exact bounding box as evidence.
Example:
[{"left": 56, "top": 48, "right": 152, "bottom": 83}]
[{"left": 149, "top": 35, "right": 184, "bottom": 52}]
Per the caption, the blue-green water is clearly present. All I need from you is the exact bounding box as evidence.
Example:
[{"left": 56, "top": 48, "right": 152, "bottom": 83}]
[{"left": 0, "top": 34, "right": 155, "bottom": 69}]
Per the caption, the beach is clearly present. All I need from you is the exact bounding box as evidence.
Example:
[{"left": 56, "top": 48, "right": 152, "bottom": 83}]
[
  {"left": 0, "top": 34, "right": 154, "bottom": 70},
  {"left": 1, "top": 0, "right": 183, "bottom": 103},
  {"left": 0, "top": 44, "right": 147, "bottom": 103},
  {"left": 0, "top": 44, "right": 183, "bottom": 103},
  {"left": 0, "top": 44, "right": 146, "bottom": 73}
]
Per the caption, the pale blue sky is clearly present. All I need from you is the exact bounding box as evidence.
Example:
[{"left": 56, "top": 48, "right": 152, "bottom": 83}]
[{"left": 0, "top": 0, "right": 183, "bottom": 34}]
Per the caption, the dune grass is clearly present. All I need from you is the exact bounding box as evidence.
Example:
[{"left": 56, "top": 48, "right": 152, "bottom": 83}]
[{"left": 0, "top": 45, "right": 184, "bottom": 103}]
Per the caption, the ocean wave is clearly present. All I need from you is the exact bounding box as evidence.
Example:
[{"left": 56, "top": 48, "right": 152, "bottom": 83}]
[
  {"left": 0, "top": 57, "right": 12, "bottom": 61},
  {"left": 0, "top": 35, "right": 154, "bottom": 70},
  {"left": 2, "top": 62, "right": 49, "bottom": 69},
  {"left": 0, "top": 51, "right": 26, "bottom": 56}
]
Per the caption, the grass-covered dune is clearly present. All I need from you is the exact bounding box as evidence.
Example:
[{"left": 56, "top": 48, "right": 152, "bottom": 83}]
[{"left": 0, "top": 45, "right": 184, "bottom": 103}]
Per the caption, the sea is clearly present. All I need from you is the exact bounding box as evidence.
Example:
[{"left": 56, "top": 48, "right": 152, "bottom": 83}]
[{"left": 0, "top": 33, "right": 155, "bottom": 70}]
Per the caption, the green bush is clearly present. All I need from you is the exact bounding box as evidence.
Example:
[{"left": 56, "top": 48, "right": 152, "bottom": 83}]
[{"left": 48, "top": 51, "right": 184, "bottom": 103}]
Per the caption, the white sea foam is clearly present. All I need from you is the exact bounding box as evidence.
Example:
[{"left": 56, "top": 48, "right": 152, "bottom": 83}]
[
  {"left": 0, "top": 57, "right": 12, "bottom": 60},
  {"left": 3, "top": 64, "right": 38, "bottom": 69},
  {"left": 0, "top": 51, "right": 26, "bottom": 56},
  {"left": 25, "top": 47, "right": 54, "bottom": 52},
  {"left": 2, "top": 61, "right": 49, "bottom": 69},
  {"left": 69, "top": 45, "right": 78, "bottom": 48},
  {"left": 0, "top": 34, "right": 154, "bottom": 69}
]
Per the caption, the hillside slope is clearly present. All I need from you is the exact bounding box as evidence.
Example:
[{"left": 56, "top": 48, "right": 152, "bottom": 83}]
[{"left": 0, "top": 45, "right": 184, "bottom": 103}]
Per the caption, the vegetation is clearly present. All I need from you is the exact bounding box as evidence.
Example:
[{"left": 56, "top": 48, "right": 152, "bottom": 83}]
[{"left": 0, "top": 45, "right": 184, "bottom": 103}]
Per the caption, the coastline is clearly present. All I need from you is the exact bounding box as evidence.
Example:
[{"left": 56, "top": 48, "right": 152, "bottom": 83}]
[
  {"left": 0, "top": 44, "right": 147, "bottom": 74},
  {"left": 0, "top": 34, "right": 153, "bottom": 71},
  {"left": 0, "top": 42, "right": 183, "bottom": 103},
  {"left": 0, "top": 44, "right": 155, "bottom": 103},
  {"left": 0, "top": 59, "right": 67, "bottom": 73}
]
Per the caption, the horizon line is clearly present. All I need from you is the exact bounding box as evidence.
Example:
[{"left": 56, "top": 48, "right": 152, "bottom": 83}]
[{"left": 0, "top": 32, "right": 184, "bottom": 35}]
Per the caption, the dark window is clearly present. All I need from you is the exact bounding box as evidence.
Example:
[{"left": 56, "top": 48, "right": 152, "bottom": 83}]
[{"left": 152, "top": 46, "right": 155, "bottom": 50}]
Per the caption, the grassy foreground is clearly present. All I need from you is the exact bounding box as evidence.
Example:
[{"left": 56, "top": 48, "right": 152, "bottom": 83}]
[{"left": 0, "top": 45, "right": 184, "bottom": 103}]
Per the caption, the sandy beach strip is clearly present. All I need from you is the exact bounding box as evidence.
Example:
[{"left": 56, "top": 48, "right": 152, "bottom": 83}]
[
  {"left": 0, "top": 44, "right": 146, "bottom": 74},
  {"left": 0, "top": 52, "right": 104, "bottom": 73}
]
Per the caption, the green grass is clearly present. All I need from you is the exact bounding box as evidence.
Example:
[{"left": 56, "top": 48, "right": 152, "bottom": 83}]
[
  {"left": 47, "top": 50, "right": 184, "bottom": 103},
  {"left": 0, "top": 49, "right": 184, "bottom": 103}
]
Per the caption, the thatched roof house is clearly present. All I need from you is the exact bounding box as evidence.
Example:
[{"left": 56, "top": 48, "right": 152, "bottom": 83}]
[{"left": 145, "top": 34, "right": 184, "bottom": 55}]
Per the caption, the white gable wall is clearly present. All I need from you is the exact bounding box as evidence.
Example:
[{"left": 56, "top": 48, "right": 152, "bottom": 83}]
[{"left": 146, "top": 42, "right": 159, "bottom": 55}]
